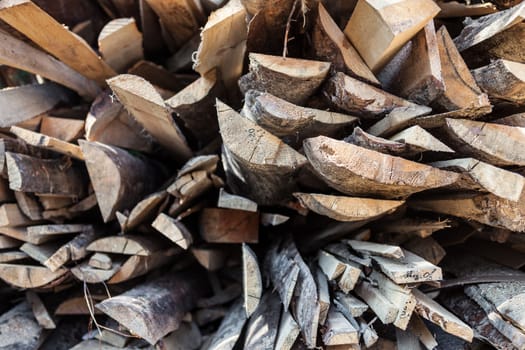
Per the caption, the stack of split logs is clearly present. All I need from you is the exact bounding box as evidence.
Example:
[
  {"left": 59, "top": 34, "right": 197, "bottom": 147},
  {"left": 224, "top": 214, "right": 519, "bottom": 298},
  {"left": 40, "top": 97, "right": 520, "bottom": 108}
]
[{"left": 0, "top": 0, "right": 525, "bottom": 349}]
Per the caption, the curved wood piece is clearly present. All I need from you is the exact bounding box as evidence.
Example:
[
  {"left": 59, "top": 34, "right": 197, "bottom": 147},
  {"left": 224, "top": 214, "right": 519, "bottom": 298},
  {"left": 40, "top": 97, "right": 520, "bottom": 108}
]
[
  {"left": 108, "top": 248, "right": 178, "bottom": 284},
  {"left": 207, "top": 299, "right": 247, "bottom": 350},
  {"left": 303, "top": 136, "right": 459, "bottom": 198},
  {"left": 87, "top": 235, "right": 164, "bottom": 256},
  {"left": 121, "top": 190, "right": 167, "bottom": 232},
  {"left": 389, "top": 125, "right": 454, "bottom": 153},
  {"left": 152, "top": 213, "right": 193, "bottom": 249},
  {"left": 366, "top": 105, "right": 432, "bottom": 137},
  {"left": 10, "top": 126, "right": 83, "bottom": 160},
  {"left": 472, "top": 59, "right": 525, "bottom": 104},
  {"left": 0, "top": 263, "right": 68, "bottom": 288},
  {"left": 242, "top": 243, "right": 262, "bottom": 317},
  {"left": 294, "top": 193, "right": 404, "bottom": 222}
]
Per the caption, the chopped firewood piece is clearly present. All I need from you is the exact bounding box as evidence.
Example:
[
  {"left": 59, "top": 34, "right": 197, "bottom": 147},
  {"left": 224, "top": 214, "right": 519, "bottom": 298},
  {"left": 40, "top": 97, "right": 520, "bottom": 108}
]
[
  {"left": 337, "top": 261, "right": 361, "bottom": 293},
  {"left": 71, "top": 260, "right": 121, "bottom": 283},
  {"left": 244, "top": 291, "right": 281, "bottom": 349},
  {"left": 334, "top": 292, "right": 368, "bottom": 318},
  {"left": 243, "top": 90, "right": 357, "bottom": 146},
  {"left": 312, "top": 2, "right": 378, "bottom": 85},
  {"left": 42, "top": 193, "right": 98, "bottom": 221},
  {"left": 304, "top": 136, "right": 458, "bottom": 198},
  {"left": 178, "top": 155, "right": 219, "bottom": 176},
  {"left": 413, "top": 289, "right": 474, "bottom": 342},
  {"left": 315, "top": 267, "right": 331, "bottom": 325},
  {"left": 403, "top": 237, "right": 446, "bottom": 266},
  {"left": 0, "top": 234, "right": 21, "bottom": 248},
  {"left": 0, "top": 31, "right": 100, "bottom": 99},
  {"left": 40, "top": 116, "right": 84, "bottom": 142},
  {"left": 108, "top": 248, "right": 178, "bottom": 284},
  {"left": 0, "top": 302, "right": 43, "bottom": 349},
  {"left": 346, "top": 126, "right": 425, "bottom": 157},
  {"left": 98, "top": 18, "right": 143, "bottom": 72},
  {"left": 10, "top": 126, "right": 83, "bottom": 160},
  {"left": 107, "top": 74, "right": 192, "bottom": 160},
  {"left": 318, "top": 250, "right": 346, "bottom": 280},
  {"left": 260, "top": 213, "right": 289, "bottom": 226},
  {"left": 389, "top": 125, "right": 454, "bottom": 153},
  {"left": 0, "top": 263, "right": 68, "bottom": 288},
  {"left": 42, "top": 230, "right": 98, "bottom": 271},
  {"left": 199, "top": 208, "right": 259, "bottom": 243},
  {"left": 359, "top": 317, "right": 379, "bottom": 347},
  {"left": 396, "top": 328, "right": 422, "bottom": 350},
  {"left": 27, "top": 224, "right": 91, "bottom": 236},
  {"left": 0, "top": 203, "right": 35, "bottom": 227},
  {"left": 324, "top": 244, "right": 374, "bottom": 267},
  {"left": 26, "top": 291, "right": 55, "bottom": 329},
  {"left": 218, "top": 188, "right": 258, "bottom": 212},
  {"left": 87, "top": 235, "right": 163, "bottom": 256},
  {"left": 472, "top": 59, "right": 525, "bottom": 104},
  {"left": 264, "top": 240, "right": 300, "bottom": 309},
  {"left": 343, "top": 0, "right": 440, "bottom": 71},
  {"left": 323, "top": 309, "right": 359, "bottom": 346},
  {"left": 242, "top": 243, "right": 262, "bottom": 317},
  {"left": 97, "top": 272, "right": 207, "bottom": 345},
  {"left": 275, "top": 310, "right": 300, "bottom": 350},
  {"left": 346, "top": 239, "right": 404, "bottom": 259},
  {"left": 120, "top": 190, "right": 167, "bottom": 232},
  {"left": 0, "top": 0, "right": 116, "bottom": 85},
  {"left": 218, "top": 100, "right": 307, "bottom": 205},
  {"left": 127, "top": 60, "right": 192, "bottom": 93},
  {"left": 21, "top": 241, "right": 62, "bottom": 265},
  {"left": 239, "top": 53, "right": 331, "bottom": 105},
  {"left": 436, "top": 0, "right": 497, "bottom": 18},
  {"left": 294, "top": 193, "right": 404, "bottom": 222},
  {"left": 89, "top": 252, "right": 112, "bottom": 270},
  {"left": 378, "top": 22, "right": 444, "bottom": 105},
  {"left": 80, "top": 141, "right": 162, "bottom": 222},
  {"left": 15, "top": 191, "right": 42, "bottom": 220},
  {"left": 372, "top": 249, "right": 442, "bottom": 284},
  {"left": 191, "top": 245, "right": 228, "bottom": 271},
  {"left": 55, "top": 294, "right": 106, "bottom": 315},
  {"left": 207, "top": 299, "right": 247, "bottom": 350},
  {"left": 167, "top": 171, "right": 215, "bottom": 216},
  {"left": 354, "top": 280, "right": 398, "bottom": 324},
  {"left": 152, "top": 213, "right": 193, "bottom": 249},
  {"left": 367, "top": 105, "right": 432, "bottom": 137},
  {"left": 95, "top": 319, "right": 132, "bottom": 348},
  {"left": 6, "top": 153, "right": 86, "bottom": 197},
  {"left": 407, "top": 314, "right": 438, "bottom": 350},
  {"left": 0, "top": 250, "right": 27, "bottom": 262}
]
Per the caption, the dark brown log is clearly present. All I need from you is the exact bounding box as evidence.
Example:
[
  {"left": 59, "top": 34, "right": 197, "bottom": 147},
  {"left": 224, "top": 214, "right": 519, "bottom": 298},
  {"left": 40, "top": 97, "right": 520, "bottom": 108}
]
[
  {"left": 108, "top": 248, "right": 178, "bottom": 284},
  {"left": 199, "top": 208, "right": 259, "bottom": 243}
]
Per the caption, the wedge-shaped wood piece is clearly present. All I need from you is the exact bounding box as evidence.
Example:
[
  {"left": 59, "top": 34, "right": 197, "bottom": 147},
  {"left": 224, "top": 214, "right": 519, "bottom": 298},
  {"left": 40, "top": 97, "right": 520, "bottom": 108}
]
[
  {"left": 337, "top": 261, "right": 361, "bottom": 293},
  {"left": 0, "top": 0, "right": 115, "bottom": 84},
  {"left": 244, "top": 291, "right": 281, "bottom": 349},
  {"left": 444, "top": 118, "right": 525, "bottom": 166},
  {"left": 191, "top": 245, "right": 228, "bottom": 271},
  {"left": 167, "top": 170, "right": 216, "bottom": 217},
  {"left": 207, "top": 299, "right": 247, "bottom": 350},
  {"left": 239, "top": 53, "right": 331, "bottom": 105},
  {"left": 107, "top": 74, "right": 192, "bottom": 160},
  {"left": 20, "top": 241, "right": 63, "bottom": 265},
  {"left": 98, "top": 18, "right": 143, "bottom": 72},
  {"left": 0, "top": 226, "right": 52, "bottom": 245},
  {"left": 80, "top": 141, "right": 162, "bottom": 222},
  {"left": 0, "top": 263, "right": 68, "bottom": 288},
  {"left": 152, "top": 213, "right": 193, "bottom": 249},
  {"left": 40, "top": 116, "right": 84, "bottom": 142},
  {"left": 242, "top": 244, "right": 262, "bottom": 317},
  {"left": 436, "top": 0, "right": 497, "bottom": 18},
  {"left": 0, "top": 203, "right": 35, "bottom": 227},
  {"left": 366, "top": 105, "right": 433, "bottom": 137},
  {"left": 313, "top": 2, "right": 378, "bottom": 85},
  {"left": 343, "top": 0, "right": 440, "bottom": 71},
  {"left": 6, "top": 152, "right": 86, "bottom": 197},
  {"left": 318, "top": 250, "right": 346, "bottom": 280},
  {"left": 26, "top": 291, "right": 55, "bottom": 329},
  {"left": 323, "top": 309, "right": 359, "bottom": 346},
  {"left": 97, "top": 272, "right": 207, "bottom": 345},
  {"left": 0, "top": 234, "right": 20, "bottom": 248},
  {"left": 178, "top": 154, "right": 220, "bottom": 176},
  {"left": 407, "top": 315, "right": 438, "bottom": 350},
  {"left": 108, "top": 248, "right": 178, "bottom": 284},
  {"left": 43, "top": 230, "right": 98, "bottom": 271},
  {"left": 0, "top": 302, "right": 43, "bottom": 349},
  {"left": 354, "top": 280, "right": 398, "bottom": 324},
  {"left": 14, "top": 191, "right": 42, "bottom": 220},
  {"left": 472, "top": 59, "right": 525, "bottom": 104},
  {"left": 71, "top": 260, "right": 121, "bottom": 283},
  {"left": 120, "top": 190, "right": 167, "bottom": 232},
  {"left": 0, "top": 250, "right": 26, "bottom": 262},
  {"left": 372, "top": 249, "right": 442, "bottom": 284},
  {"left": 295, "top": 193, "right": 403, "bottom": 222},
  {"left": 0, "top": 31, "right": 100, "bottom": 99},
  {"left": 275, "top": 310, "right": 300, "bottom": 350},
  {"left": 389, "top": 125, "right": 454, "bottom": 153},
  {"left": 346, "top": 240, "right": 404, "bottom": 259},
  {"left": 378, "top": 21, "right": 444, "bottom": 105},
  {"left": 303, "top": 136, "right": 459, "bottom": 198},
  {"left": 413, "top": 289, "right": 474, "bottom": 342},
  {"left": 199, "top": 208, "right": 259, "bottom": 243},
  {"left": 334, "top": 292, "right": 368, "bottom": 318},
  {"left": 324, "top": 73, "right": 422, "bottom": 119},
  {"left": 218, "top": 188, "right": 258, "bottom": 212},
  {"left": 55, "top": 294, "right": 106, "bottom": 315},
  {"left": 430, "top": 158, "right": 525, "bottom": 202},
  {"left": 218, "top": 100, "right": 307, "bottom": 205},
  {"left": 346, "top": 126, "right": 422, "bottom": 157},
  {"left": 87, "top": 235, "right": 163, "bottom": 256},
  {"left": 10, "top": 126, "right": 83, "bottom": 160}
]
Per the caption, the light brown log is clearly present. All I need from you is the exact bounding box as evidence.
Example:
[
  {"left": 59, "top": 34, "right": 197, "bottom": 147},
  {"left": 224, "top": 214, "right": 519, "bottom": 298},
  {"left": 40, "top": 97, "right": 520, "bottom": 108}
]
[
  {"left": 303, "top": 135, "right": 459, "bottom": 198},
  {"left": 207, "top": 299, "right": 247, "bottom": 350},
  {"left": 199, "top": 208, "right": 259, "bottom": 243},
  {"left": 26, "top": 290, "right": 55, "bottom": 329},
  {"left": 472, "top": 59, "right": 525, "bottom": 104},
  {"left": 98, "top": 18, "right": 144, "bottom": 72},
  {"left": 20, "top": 241, "right": 62, "bottom": 265},
  {"left": 366, "top": 105, "right": 433, "bottom": 137},
  {"left": 87, "top": 235, "right": 163, "bottom": 256},
  {"left": 346, "top": 239, "right": 404, "bottom": 259},
  {"left": 108, "top": 248, "right": 178, "bottom": 284},
  {"left": 80, "top": 141, "right": 162, "bottom": 222},
  {"left": 218, "top": 100, "right": 307, "bottom": 205},
  {"left": 0, "top": 302, "right": 43, "bottom": 349},
  {"left": 371, "top": 249, "right": 442, "bottom": 284},
  {"left": 40, "top": 116, "right": 84, "bottom": 142},
  {"left": 6, "top": 152, "right": 86, "bottom": 197},
  {"left": 239, "top": 53, "right": 331, "bottom": 105},
  {"left": 312, "top": 2, "right": 378, "bottom": 85},
  {"left": 39, "top": 195, "right": 76, "bottom": 211},
  {"left": 242, "top": 244, "right": 262, "bottom": 317},
  {"left": 152, "top": 213, "right": 193, "bottom": 249},
  {"left": 343, "top": 0, "right": 440, "bottom": 71},
  {"left": 10, "top": 126, "right": 84, "bottom": 160},
  {"left": 14, "top": 191, "right": 42, "bottom": 220},
  {"left": 0, "top": 203, "right": 35, "bottom": 227},
  {"left": 389, "top": 125, "right": 454, "bottom": 153},
  {"left": 0, "top": 263, "right": 68, "bottom": 288},
  {"left": 322, "top": 309, "right": 359, "bottom": 346},
  {"left": 119, "top": 190, "right": 168, "bottom": 232}
]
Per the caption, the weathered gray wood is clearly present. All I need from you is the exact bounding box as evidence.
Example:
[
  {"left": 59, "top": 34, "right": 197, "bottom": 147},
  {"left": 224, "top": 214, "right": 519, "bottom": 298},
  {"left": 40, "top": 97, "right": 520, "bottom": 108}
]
[
  {"left": 244, "top": 291, "right": 281, "bottom": 349},
  {"left": 87, "top": 235, "right": 163, "bottom": 256},
  {"left": 322, "top": 309, "right": 359, "bottom": 346},
  {"left": 217, "top": 188, "right": 258, "bottom": 212},
  {"left": 88, "top": 252, "right": 112, "bottom": 270},
  {"left": 315, "top": 267, "right": 331, "bottom": 325},
  {"left": 71, "top": 260, "right": 121, "bottom": 283},
  {"left": 334, "top": 291, "right": 368, "bottom": 318},
  {"left": 396, "top": 328, "right": 422, "bottom": 350},
  {"left": 0, "top": 301, "right": 43, "bottom": 350},
  {"left": 371, "top": 249, "right": 442, "bottom": 284},
  {"left": 26, "top": 291, "right": 55, "bottom": 329},
  {"left": 275, "top": 310, "right": 300, "bottom": 350},
  {"left": 354, "top": 280, "right": 398, "bottom": 324},
  {"left": 366, "top": 105, "right": 433, "bottom": 137},
  {"left": 472, "top": 59, "right": 525, "bottom": 104},
  {"left": 207, "top": 299, "right": 247, "bottom": 350},
  {"left": 14, "top": 191, "right": 42, "bottom": 221},
  {"left": 199, "top": 208, "right": 259, "bottom": 243},
  {"left": 242, "top": 243, "right": 262, "bottom": 317},
  {"left": 403, "top": 236, "right": 446, "bottom": 266},
  {"left": 345, "top": 240, "right": 404, "bottom": 259},
  {"left": 389, "top": 125, "right": 454, "bottom": 154}
]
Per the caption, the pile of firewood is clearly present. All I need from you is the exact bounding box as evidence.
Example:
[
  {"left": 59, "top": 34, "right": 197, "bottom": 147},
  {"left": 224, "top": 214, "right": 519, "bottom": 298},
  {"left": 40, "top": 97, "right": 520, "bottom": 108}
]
[{"left": 0, "top": 0, "right": 524, "bottom": 349}]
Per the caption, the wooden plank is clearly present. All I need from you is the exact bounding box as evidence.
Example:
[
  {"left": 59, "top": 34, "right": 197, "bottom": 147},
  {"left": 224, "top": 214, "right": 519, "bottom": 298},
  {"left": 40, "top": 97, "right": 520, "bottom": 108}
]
[
  {"left": 0, "top": 250, "right": 26, "bottom": 262},
  {"left": 0, "top": 226, "right": 51, "bottom": 245},
  {"left": 372, "top": 249, "right": 442, "bottom": 284},
  {"left": 366, "top": 105, "right": 432, "bottom": 137},
  {"left": 472, "top": 59, "right": 525, "bottom": 104},
  {"left": 127, "top": 60, "right": 192, "bottom": 93},
  {"left": 39, "top": 116, "right": 84, "bottom": 142},
  {"left": 322, "top": 309, "right": 359, "bottom": 346},
  {"left": 89, "top": 252, "right": 112, "bottom": 270},
  {"left": 244, "top": 291, "right": 281, "bottom": 349},
  {"left": 87, "top": 235, "right": 164, "bottom": 256},
  {"left": 199, "top": 208, "right": 259, "bottom": 243},
  {"left": 315, "top": 267, "right": 330, "bottom": 325},
  {"left": 98, "top": 18, "right": 143, "bottom": 72},
  {"left": 0, "top": 203, "right": 35, "bottom": 227},
  {"left": 27, "top": 224, "right": 91, "bottom": 236},
  {"left": 43, "top": 230, "right": 98, "bottom": 271},
  {"left": 15, "top": 191, "right": 42, "bottom": 220},
  {"left": 0, "top": 0, "right": 116, "bottom": 85},
  {"left": 346, "top": 239, "right": 404, "bottom": 259},
  {"left": 10, "top": 126, "right": 84, "bottom": 160},
  {"left": 337, "top": 261, "right": 361, "bottom": 293},
  {"left": 0, "top": 263, "right": 68, "bottom": 288},
  {"left": 26, "top": 291, "right": 55, "bottom": 329},
  {"left": 334, "top": 291, "right": 368, "bottom": 318},
  {"left": 120, "top": 190, "right": 167, "bottom": 232},
  {"left": 354, "top": 280, "right": 398, "bottom": 324}
]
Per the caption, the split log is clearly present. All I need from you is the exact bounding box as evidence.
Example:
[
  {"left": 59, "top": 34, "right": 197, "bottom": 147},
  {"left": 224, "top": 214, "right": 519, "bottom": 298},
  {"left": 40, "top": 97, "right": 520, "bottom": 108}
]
[
  {"left": 207, "top": 299, "right": 247, "bottom": 350},
  {"left": 244, "top": 291, "right": 281, "bottom": 348},
  {"left": 6, "top": 152, "right": 86, "bottom": 197},
  {"left": 107, "top": 74, "right": 192, "bottom": 161},
  {"left": 322, "top": 309, "right": 359, "bottom": 346},
  {"left": 96, "top": 272, "right": 207, "bottom": 345},
  {"left": 472, "top": 59, "right": 525, "bottom": 104},
  {"left": 21, "top": 241, "right": 64, "bottom": 266},
  {"left": 41, "top": 193, "right": 98, "bottom": 221},
  {"left": 354, "top": 280, "right": 398, "bottom": 324},
  {"left": 323, "top": 243, "right": 372, "bottom": 267},
  {"left": 0, "top": 226, "right": 52, "bottom": 245},
  {"left": 167, "top": 170, "right": 217, "bottom": 217},
  {"left": 303, "top": 136, "right": 459, "bottom": 198},
  {"left": 43, "top": 229, "right": 98, "bottom": 271},
  {"left": 27, "top": 224, "right": 91, "bottom": 237},
  {"left": 0, "top": 203, "right": 36, "bottom": 227},
  {"left": 87, "top": 235, "right": 163, "bottom": 256},
  {"left": 0, "top": 0, "right": 116, "bottom": 85},
  {"left": 345, "top": 126, "right": 421, "bottom": 157},
  {"left": 199, "top": 208, "right": 259, "bottom": 243},
  {"left": 345, "top": 240, "right": 404, "bottom": 259},
  {"left": 0, "top": 263, "right": 68, "bottom": 288},
  {"left": 80, "top": 141, "right": 162, "bottom": 222},
  {"left": 10, "top": 126, "right": 84, "bottom": 160},
  {"left": 242, "top": 243, "right": 262, "bottom": 317},
  {"left": 366, "top": 105, "right": 432, "bottom": 137},
  {"left": 312, "top": 2, "right": 378, "bottom": 85},
  {"left": 407, "top": 315, "right": 438, "bottom": 350},
  {"left": 15, "top": 191, "right": 42, "bottom": 220},
  {"left": 218, "top": 188, "right": 258, "bottom": 212},
  {"left": 152, "top": 213, "right": 193, "bottom": 249},
  {"left": 98, "top": 18, "right": 144, "bottom": 72},
  {"left": 371, "top": 249, "right": 442, "bottom": 284},
  {"left": 40, "top": 116, "right": 84, "bottom": 142},
  {"left": 218, "top": 100, "right": 307, "bottom": 205},
  {"left": 275, "top": 310, "right": 300, "bottom": 350},
  {"left": 89, "top": 252, "right": 112, "bottom": 270},
  {"left": 0, "top": 302, "right": 43, "bottom": 349},
  {"left": 343, "top": 0, "right": 440, "bottom": 71},
  {"left": 294, "top": 193, "right": 404, "bottom": 222},
  {"left": 26, "top": 291, "right": 55, "bottom": 329},
  {"left": 389, "top": 125, "right": 454, "bottom": 154},
  {"left": 71, "top": 260, "right": 121, "bottom": 283},
  {"left": 119, "top": 190, "right": 168, "bottom": 232},
  {"left": 108, "top": 248, "right": 178, "bottom": 284},
  {"left": 337, "top": 260, "right": 361, "bottom": 293},
  {"left": 239, "top": 53, "right": 331, "bottom": 105}
]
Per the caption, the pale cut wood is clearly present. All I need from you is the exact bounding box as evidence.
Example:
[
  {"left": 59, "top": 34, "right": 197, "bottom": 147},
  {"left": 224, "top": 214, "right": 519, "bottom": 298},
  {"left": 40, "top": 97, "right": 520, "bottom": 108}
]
[
  {"left": 69, "top": 340, "right": 130, "bottom": 350},
  {"left": 407, "top": 315, "right": 438, "bottom": 350},
  {"left": 44, "top": 230, "right": 98, "bottom": 271},
  {"left": 315, "top": 267, "right": 330, "bottom": 325},
  {"left": 275, "top": 310, "right": 300, "bottom": 350},
  {"left": 0, "top": 250, "right": 26, "bottom": 262},
  {"left": 345, "top": 239, "right": 404, "bottom": 259},
  {"left": 207, "top": 299, "right": 247, "bottom": 350},
  {"left": 303, "top": 136, "right": 459, "bottom": 198},
  {"left": 199, "top": 208, "right": 259, "bottom": 243},
  {"left": 0, "top": 30, "right": 100, "bottom": 99},
  {"left": 0, "top": 0, "right": 116, "bottom": 85},
  {"left": 372, "top": 249, "right": 442, "bottom": 284},
  {"left": 244, "top": 291, "right": 281, "bottom": 349},
  {"left": 323, "top": 309, "right": 359, "bottom": 346},
  {"left": 430, "top": 157, "right": 525, "bottom": 202},
  {"left": 0, "top": 203, "right": 34, "bottom": 227},
  {"left": 413, "top": 288, "right": 474, "bottom": 342},
  {"left": 10, "top": 126, "right": 84, "bottom": 160},
  {"left": 242, "top": 244, "right": 262, "bottom": 317},
  {"left": 6, "top": 152, "right": 86, "bottom": 197},
  {"left": 107, "top": 74, "right": 192, "bottom": 161},
  {"left": 366, "top": 105, "right": 433, "bottom": 137},
  {"left": 218, "top": 100, "right": 307, "bottom": 205},
  {"left": 120, "top": 190, "right": 167, "bottom": 232},
  {"left": 444, "top": 118, "right": 525, "bottom": 166},
  {"left": 89, "top": 253, "right": 113, "bottom": 270},
  {"left": 472, "top": 59, "right": 525, "bottom": 104},
  {"left": 389, "top": 125, "right": 454, "bottom": 153},
  {"left": 152, "top": 213, "right": 193, "bottom": 249},
  {"left": 98, "top": 18, "right": 143, "bottom": 72},
  {"left": 97, "top": 273, "right": 206, "bottom": 345},
  {"left": 15, "top": 191, "right": 42, "bottom": 220},
  {"left": 343, "top": 0, "right": 440, "bottom": 71},
  {"left": 313, "top": 2, "right": 379, "bottom": 85},
  {"left": 239, "top": 53, "right": 331, "bottom": 105},
  {"left": 337, "top": 261, "right": 361, "bottom": 293},
  {"left": 334, "top": 292, "right": 368, "bottom": 318},
  {"left": 40, "top": 116, "right": 84, "bottom": 142},
  {"left": 108, "top": 248, "right": 178, "bottom": 284},
  {"left": 354, "top": 280, "right": 398, "bottom": 324},
  {"left": 26, "top": 291, "right": 55, "bottom": 329},
  {"left": 87, "top": 235, "right": 163, "bottom": 256},
  {"left": 294, "top": 193, "right": 404, "bottom": 222},
  {"left": 71, "top": 260, "right": 121, "bottom": 283},
  {"left": 318, "top": 250, "right": 346, "bottom": 280},
  {"left": 80, "top": 141, "right": 161, "bottom": 222},
  {"left": 193, "top": 0, "right": 247, "bottom": 91},
  {"left": 0, "top": 263, "right": 67, "bottom": 288},
  {"left": 436, "top": 0, "right": 497, "bottom": 18},
  {"left": 218, "top": 188, "right": 258, "bottom": 212},
  {"left": 0, "top": 302, "right": 43, "bottom": 350}
]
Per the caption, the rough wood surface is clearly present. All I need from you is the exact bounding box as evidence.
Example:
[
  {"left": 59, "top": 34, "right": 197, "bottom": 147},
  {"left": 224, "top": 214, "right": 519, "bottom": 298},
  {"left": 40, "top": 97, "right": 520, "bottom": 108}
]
[
  {"left": 366, "top": 105, "right": 432, "bottom": 137},
  {"left": 244, "top": 291, "right": 281, "bottom": 349},
  {"left": 10, "top": 126, "right": 84, "bottom": 160},
  {"left": 346, "top": 239, "right": 404, "bottom": 259},
  {"left": 108, "top": 248, "right": 177, "bottom": 284},
  {"left": 354, "top": 280, "right": 398, "bottom": 324},
  {"left": 26, "top": 290, "right": 55, "bottom": 329},
  {"left": 334, "top": 292, "right": 368, "bottom": 318},
  {"left": 372, "top": 249, "right": 442, "bottom": 284},
  {"left": 120, "top": 190, "right": 167, "bottom": 232},
  {"left": 389, "top": 125, "right": 454, "bottom": 154},
  {"left": 40, "top": 116, "right": 84, "bottom": 142},
  {"left": 0, "top": 302, "right": 43, "bottom": 350},
  {"left": 14, "top": 191, "right": 42, "bottom": 221},
  {"left": 152, "top": 213, "right": 193, "bottom": 249},
  {"left": 87, "top": 235, "right": 163, "bottom": 256},
  {"left": 0, "top": 263, "right": 68, "bottom": 288},
  {"left": 206, "top": 299, "right": 247, "bottom": 350},
  {"left": 217, "top": 188, "right": 258, "bottom": 212},
  {"left": 472, "top": 59, "right": 525, "bottom": 104},
  {"left": 88, "top": 252, "right": 112, "bottom": 270},
  {"left": 322, "top": 309, "right": 359, "bottom": 346},
  {"left": 242, "top": 243, "right": 262, "bottom": 317},
  {"left": 199, "top": 208, "right": 259, "bottom": 243},
  {"left": 98, "top": 18, "right": 143, "bottom": 72},
  {"left": 275, "top": 310, "right": 300, "bottom": 350}
]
